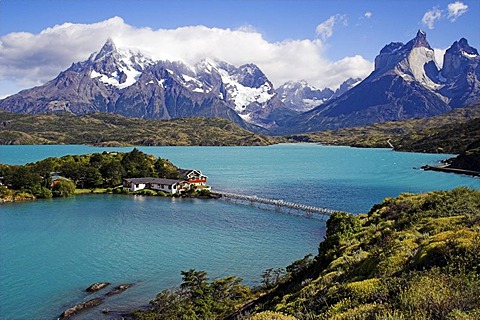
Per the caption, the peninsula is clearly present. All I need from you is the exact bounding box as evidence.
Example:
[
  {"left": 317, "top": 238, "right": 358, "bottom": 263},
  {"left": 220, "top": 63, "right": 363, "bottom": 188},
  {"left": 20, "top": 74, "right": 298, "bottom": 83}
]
[{"left": 0, "top": 148, "right": 211, "bottom": 203}]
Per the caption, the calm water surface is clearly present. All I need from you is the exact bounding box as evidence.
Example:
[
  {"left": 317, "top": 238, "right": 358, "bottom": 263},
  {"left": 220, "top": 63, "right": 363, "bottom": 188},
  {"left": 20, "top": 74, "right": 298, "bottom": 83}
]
[{"left": 1, "top": 144, "right": 479, "bottom": 319}]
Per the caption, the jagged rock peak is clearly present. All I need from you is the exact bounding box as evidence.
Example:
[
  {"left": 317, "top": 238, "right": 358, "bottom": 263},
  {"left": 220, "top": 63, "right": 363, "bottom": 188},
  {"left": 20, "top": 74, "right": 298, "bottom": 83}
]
[
  {"left": 95, "top": 38, "right": 118, "bottom": 60},
  {"left": 375, "top": 30, "right": 433, "bottom": 72},
  {"left": 379, "top": 42, "right": 404, "bottom": 55},
  {"left": 449, "top": 38, "right": 479, "bottom": 57},
  {"left": 411, "top": 29, "right": 431, "bottom": 49},
  {"left": 441, "top": 37, "right": 479, "bottom": 81}
]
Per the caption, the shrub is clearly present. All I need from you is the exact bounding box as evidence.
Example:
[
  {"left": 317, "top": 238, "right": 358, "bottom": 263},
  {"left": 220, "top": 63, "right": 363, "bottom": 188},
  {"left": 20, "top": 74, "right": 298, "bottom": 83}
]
[
  {"left": 32, "top": 186, "right": 53, "bottom": 199},
  {"left": 135, "top": 189, "right": 157, "bottom": 196},
  {"left": 398, "top": 270, "right": 480, "bottom": 319},
  {"left": 249, "top": 311, "right": 296, "bottom": 320},
  {"left": 344, "top": 278, "right": 384, "bottom": 303},
  {"left": 52, "top": 180, "right": 76, "bottom": 197}
]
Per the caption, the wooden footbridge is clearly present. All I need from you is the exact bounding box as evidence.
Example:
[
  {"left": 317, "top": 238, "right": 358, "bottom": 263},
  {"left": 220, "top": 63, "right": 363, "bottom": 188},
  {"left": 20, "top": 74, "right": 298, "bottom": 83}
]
[{"left": 213, "top": 191, "right": 341, "bottom": 219}]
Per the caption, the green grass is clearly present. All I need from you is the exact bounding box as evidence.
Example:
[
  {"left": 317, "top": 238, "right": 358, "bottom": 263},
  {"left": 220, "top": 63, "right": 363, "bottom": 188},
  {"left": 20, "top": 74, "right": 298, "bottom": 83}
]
[{"left": 74, "top": 188, "right": 108, "bottom": 194}]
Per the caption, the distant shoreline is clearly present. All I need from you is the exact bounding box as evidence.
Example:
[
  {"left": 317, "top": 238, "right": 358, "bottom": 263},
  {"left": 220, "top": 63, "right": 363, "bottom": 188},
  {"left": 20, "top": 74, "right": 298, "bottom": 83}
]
[{"left": 421, "top": 165, "right": 480, "bottom": 177}]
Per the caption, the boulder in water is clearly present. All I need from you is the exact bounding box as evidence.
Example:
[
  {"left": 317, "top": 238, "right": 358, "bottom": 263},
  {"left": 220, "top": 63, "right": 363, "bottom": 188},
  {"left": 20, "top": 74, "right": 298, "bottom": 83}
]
[{"left": 85, "top": 282, "right": 110, "bottom": 292}]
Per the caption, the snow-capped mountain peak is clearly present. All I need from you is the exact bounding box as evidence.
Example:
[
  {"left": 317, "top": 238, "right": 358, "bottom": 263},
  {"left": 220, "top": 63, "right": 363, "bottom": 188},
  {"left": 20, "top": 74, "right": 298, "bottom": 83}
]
[
  {"left": 276, "top": 80, "right": 336, "bottom": 112},
  {"left": 217, "top": 64, "right": 274, "bottom": 113},
  {"left": 93, "top": 37, "right": 117, "bottom": 61},
  {"left": 88, "top": 38, "right": 154, "bottom": 89}
]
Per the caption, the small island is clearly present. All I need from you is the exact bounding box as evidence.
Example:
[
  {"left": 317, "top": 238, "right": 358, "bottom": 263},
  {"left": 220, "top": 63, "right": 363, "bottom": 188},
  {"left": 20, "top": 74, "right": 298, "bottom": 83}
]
[{"left": 0, "top": 148, "right": 212, "bottom": 203}]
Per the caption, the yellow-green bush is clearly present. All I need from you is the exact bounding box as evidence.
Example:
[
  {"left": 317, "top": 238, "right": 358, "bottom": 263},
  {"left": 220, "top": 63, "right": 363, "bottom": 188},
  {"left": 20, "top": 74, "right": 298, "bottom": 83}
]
[
  {"left": 344, "top": 278, "right": 384, "bottom": 302},
  {"left": 249, "top": 310, "right": 297, "bottom": 320}
]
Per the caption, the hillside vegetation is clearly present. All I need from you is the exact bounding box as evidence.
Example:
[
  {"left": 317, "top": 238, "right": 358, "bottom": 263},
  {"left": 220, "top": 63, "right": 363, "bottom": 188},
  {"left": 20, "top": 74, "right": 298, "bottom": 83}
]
[
  {"left": 296, "top": 106, "right": 480, "bottom": 154},
  {"left": 0, "top": 112, "right": 281, "bottom": 146},
  {"left": 251, "top": 187, "right": 480, "bottom": 319},
  {"left": 131, "top": 188, "right": 480, "bottom": 320}
]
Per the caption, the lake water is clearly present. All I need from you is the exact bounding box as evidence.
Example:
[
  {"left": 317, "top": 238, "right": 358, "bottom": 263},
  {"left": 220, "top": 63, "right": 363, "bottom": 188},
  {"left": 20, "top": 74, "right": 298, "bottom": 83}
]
[{"left": 1, "top": 144, "right": 479, "bottom": 319}]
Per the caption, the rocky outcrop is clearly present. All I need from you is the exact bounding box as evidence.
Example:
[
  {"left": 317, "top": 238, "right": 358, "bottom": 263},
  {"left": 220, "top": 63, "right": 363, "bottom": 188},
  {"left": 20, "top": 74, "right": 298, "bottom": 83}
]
[
  {"left": 439, "top": 38, "right": 480, "bottom": 108},
  {"left": 59, "top": 298, "right": 103, "bottom": 319}
]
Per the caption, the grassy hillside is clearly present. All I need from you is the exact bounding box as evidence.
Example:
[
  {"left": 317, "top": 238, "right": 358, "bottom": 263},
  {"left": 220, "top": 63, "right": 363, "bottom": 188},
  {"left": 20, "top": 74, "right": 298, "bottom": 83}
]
[
  {"left": 234, "top": 187, "right": 480, "bottom": 319},
  {"left": 131, "top": 188, "right": 480, "bottom": 319},
  {"left": 0, "top": 112, "right": 282, "bottom": 146},
  {"left": 295, "top": 106, "right": 480, "bottom": 154}
]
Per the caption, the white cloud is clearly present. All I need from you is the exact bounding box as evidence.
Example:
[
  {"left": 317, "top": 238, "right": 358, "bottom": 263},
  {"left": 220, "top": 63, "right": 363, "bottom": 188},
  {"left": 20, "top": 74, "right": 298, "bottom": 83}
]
[
  {"left": 0, "top": 16, "right": 373, "bottom": 98},
  {"left": 315, "top": 14, "right": 347, "bottom": 41},
  {"left": 447, "top": 1, "right": 468, "bottom": 21},
  {"left": 422, "top": 7, "right": 443, "bottom": 29},
  {"left": 420, "top": 2, "right": 468, "bottom": 30},
  {"left": 364, "top": 11, "right": 372, "bottom": 19}
]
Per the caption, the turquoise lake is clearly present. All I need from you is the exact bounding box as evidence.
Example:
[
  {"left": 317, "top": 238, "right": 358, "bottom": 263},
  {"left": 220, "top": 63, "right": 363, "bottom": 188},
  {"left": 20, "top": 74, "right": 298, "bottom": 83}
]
[{"left": 1, "top": 144, "right": 479, "bottom": 319}]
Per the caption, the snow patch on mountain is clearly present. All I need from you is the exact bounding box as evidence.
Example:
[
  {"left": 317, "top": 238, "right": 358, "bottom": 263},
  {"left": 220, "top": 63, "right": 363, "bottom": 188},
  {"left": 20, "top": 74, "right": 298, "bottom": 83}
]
[
  {"left": 216, "top": 68, "right": 274, "bottom": 112},
  {"left": 88, "top": 45, "right": 153, "bottom": 89},
  {"left": 462, "top": 51, "right": 478, "bottom": 59}
]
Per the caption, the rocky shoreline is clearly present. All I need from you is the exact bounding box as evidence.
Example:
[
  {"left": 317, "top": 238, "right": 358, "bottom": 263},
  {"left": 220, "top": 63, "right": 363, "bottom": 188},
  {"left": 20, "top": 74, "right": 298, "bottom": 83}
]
[{"left": 59, "top": 282, "right": 134, "bottom": 319}]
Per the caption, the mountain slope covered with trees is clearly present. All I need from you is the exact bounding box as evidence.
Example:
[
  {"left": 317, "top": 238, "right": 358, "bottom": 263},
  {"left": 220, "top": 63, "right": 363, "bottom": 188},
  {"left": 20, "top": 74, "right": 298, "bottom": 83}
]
[
  {"left": 296, "top": 105, "right": 480, "bottom": 153},
  {"left": 0, "top": 111, "right": 280, "bottom": 146}
]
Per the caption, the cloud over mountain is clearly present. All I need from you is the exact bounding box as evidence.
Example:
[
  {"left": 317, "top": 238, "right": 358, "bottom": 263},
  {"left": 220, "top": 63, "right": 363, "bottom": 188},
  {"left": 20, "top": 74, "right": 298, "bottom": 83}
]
[
  {"left": 0, "top": 16, "right": 373, "bottom": 98},
  {"left": 447, "top": 1, "right": 468, "bottom": 21},
  {"left": 421, "top": 1, "right": 469, "bottom": 29},
  {"left": 315, "top": 14, "right": 347, "bottom": 41}
]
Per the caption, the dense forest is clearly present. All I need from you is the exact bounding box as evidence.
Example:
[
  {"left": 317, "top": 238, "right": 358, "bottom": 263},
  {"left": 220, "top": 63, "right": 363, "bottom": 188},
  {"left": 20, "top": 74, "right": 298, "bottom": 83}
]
[
  {"left": 0, "top": 149, "right": 180, "bottom": 202},
  {"left": 0, "top": 111, "right": 280, "bottom": 146},
  {"left": 132, "top": 187, "right": 480, "bottom": 320}
]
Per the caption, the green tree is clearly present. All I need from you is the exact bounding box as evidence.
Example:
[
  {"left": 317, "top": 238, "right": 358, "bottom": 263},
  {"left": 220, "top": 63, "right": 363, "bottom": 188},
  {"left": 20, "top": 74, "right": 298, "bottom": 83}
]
[
  {"left": 60, "top": 161, "right": 85, "bottom": 186},
  {"left": 140, "top": 270, "right": 251, "bottom": 320},
  {"left": 89, "top": 153, "right": 104, "bottom": 168},
  {"left": 6, "top": 166, "right": 42, "bottom": 191},
  {"left": 31, "top": 158, "right": 57, "bottom": 187},
  {"left": 211, "top": 275, "right": 251, "bottom": 315},
  {"left": 155, "top": 158, "right": 180, "bottom": 179},
  {"left": 31, "top": 185, "right": 53, "bottom": 199},
  {"left": 121, "top": 148, "right": 154, "bottom": 177},
  {"left": 83, "top": 167, "right": 103, "bottom": 188},
  {"left": 100, "top": 159, "right": 125, "bottom": 187},
  {"left": 52, "top": 180, "right": 76, "bottom": 197}
]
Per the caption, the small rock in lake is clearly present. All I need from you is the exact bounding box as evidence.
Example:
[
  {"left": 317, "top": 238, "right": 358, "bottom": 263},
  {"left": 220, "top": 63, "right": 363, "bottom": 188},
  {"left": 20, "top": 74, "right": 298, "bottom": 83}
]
[
  {"left": 85, "top": 282, "right": 111, "bottom": 292},
  {"left": 106, "top": 283, "right": 133, "bottom": 296},
  {"left": 59, "top": 297, "right": 103, "bottom": 319}
]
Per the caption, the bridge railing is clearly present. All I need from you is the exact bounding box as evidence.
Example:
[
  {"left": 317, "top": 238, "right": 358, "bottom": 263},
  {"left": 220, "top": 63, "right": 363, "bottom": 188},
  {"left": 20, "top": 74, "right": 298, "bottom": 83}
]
[{"left": 213, "top": 191, "right": 340, "bottom": 217}]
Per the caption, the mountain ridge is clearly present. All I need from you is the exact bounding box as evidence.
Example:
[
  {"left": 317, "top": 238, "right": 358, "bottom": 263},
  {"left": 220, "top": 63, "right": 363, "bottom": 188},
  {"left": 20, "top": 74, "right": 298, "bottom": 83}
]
[
  {"left": 275, "top": 30, "right": 480, "bottom": 134},
  {"left": 1, "top": 31, "right": 479, "bottom": 134}
]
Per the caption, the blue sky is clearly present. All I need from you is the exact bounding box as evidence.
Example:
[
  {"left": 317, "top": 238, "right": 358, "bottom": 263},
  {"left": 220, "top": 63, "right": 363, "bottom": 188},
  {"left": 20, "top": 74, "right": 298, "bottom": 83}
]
[{"left": 0, "top": 0, "right": 479, "bottom": 98}]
